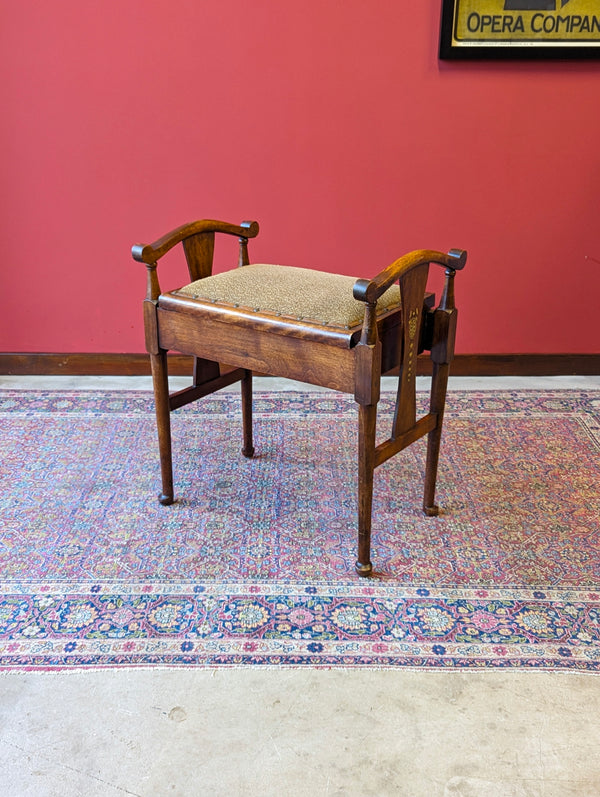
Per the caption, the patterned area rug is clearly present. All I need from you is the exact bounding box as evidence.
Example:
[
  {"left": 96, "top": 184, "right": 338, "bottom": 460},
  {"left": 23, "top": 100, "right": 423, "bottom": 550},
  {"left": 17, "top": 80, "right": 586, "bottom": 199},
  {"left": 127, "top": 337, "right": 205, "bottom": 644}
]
[{"left": 1, "top": 389, "right": 599, "bottom": 671}]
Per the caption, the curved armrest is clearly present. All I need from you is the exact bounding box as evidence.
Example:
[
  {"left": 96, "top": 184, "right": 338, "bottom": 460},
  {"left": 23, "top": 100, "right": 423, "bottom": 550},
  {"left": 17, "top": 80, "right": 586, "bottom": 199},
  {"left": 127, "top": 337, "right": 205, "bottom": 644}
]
[
  {"left": 132, "top": 219, "right": 259, "bottom": 265},
  {"left": 353, "top": 248, "right": 466, "bottom": 304}
]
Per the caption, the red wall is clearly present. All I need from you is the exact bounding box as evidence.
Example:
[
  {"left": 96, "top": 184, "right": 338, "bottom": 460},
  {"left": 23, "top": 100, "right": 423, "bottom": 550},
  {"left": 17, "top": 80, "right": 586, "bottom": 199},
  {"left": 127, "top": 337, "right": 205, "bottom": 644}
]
[{"left": 2, "top": 1, "right": 599, "bottom": 354}]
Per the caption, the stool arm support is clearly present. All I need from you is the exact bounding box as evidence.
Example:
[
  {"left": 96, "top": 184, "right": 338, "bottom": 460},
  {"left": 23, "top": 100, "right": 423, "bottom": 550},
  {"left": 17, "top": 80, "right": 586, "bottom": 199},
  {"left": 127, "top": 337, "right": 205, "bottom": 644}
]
[
  {"left": 353, "top": 248, "right": 466, "bottom": 304},
  {"left": 132, "top": 219, "right": 259, "bottom": 265}
]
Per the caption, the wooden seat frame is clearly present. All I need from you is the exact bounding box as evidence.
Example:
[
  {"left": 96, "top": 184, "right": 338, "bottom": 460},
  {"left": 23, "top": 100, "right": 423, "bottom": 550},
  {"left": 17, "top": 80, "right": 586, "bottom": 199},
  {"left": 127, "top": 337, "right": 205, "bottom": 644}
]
[{"left": 132, "top": 219, "right": 466, "bottom": 576}]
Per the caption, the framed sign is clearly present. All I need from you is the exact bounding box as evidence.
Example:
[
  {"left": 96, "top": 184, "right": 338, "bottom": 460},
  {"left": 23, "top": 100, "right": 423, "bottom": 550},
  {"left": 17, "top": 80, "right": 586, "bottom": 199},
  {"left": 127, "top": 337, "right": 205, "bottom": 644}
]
[{"left": 440, "top": 0, "right": 600, "bottom": 58}]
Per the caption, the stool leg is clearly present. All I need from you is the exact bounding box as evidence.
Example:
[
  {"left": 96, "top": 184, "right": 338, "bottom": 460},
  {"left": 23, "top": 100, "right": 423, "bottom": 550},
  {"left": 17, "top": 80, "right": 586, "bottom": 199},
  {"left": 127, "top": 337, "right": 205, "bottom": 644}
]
[
  {"left": 423, "top": 361, "right": 449, "bottom": 516},
  {"left": 356, "top": 403, "right": 377, "bottom": 576},
  {"left": 150, "top": 350, "right": 174, "bottom": 505},
  {"left": 241, "top": 369, "right": 254, "bottom": 458}
]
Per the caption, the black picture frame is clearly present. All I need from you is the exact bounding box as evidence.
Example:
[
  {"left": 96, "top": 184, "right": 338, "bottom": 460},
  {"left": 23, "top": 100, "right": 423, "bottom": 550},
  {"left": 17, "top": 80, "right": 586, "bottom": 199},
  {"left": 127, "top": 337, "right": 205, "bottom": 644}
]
[{"left": 439, "top": 0, "right": 600, "bottom": 59}]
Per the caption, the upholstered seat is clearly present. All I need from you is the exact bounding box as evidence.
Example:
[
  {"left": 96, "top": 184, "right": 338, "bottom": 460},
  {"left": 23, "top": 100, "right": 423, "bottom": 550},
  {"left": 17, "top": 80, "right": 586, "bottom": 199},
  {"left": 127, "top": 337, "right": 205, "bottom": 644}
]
[
  {"left": 170, "top": 263, "right": 402, "bottom": 334},
  {"left": 132, "top": 218, "right": 466, "bottom": 576}
]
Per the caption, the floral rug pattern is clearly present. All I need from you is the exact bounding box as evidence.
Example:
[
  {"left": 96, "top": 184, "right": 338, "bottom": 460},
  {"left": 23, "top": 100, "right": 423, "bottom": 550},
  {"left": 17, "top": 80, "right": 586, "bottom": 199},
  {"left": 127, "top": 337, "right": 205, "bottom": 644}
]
[{"left": 1, "top": 389, "right": 599, "bottom": 670}]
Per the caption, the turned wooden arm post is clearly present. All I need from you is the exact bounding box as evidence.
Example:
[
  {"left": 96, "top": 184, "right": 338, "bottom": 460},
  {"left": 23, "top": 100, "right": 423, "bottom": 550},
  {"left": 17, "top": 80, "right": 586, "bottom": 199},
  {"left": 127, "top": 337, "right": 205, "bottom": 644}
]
[
  {"left": 142, "top": 262, "right": 161, "bottom": 355},
  {"left": 237, "top": 220, "right": 256, "bottom": 267},
  {"left": 145, "top": 262, "right": 160, "bottom": 302},
  {"left": 354, "top": 301, "right": 381, "bottom": 405},
  {"left": 360, "top": 302, "right": 378, "bottom": 347},
  {"left": 430, "top": 250, "right": 465, "bottom": 368},
  {"left": 440, "top": 266, "right": 456, "bottom": 311}
]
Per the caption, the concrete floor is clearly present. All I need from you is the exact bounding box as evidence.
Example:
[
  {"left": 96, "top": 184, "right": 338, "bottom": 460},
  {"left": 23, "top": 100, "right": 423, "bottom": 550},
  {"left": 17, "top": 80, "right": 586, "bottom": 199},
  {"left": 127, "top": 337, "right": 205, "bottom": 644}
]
[
  {"left": 2, "top": 669, "right": 600, "bottom": 797},
  {"left": 1, "top": 376, "right": 600, "bottom": 796}
]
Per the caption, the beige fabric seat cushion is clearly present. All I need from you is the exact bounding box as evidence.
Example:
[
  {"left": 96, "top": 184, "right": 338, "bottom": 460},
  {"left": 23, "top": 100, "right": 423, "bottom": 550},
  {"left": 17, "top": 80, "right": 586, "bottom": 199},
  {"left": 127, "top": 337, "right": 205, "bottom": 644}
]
[{"left": 173, "top": 263, "right": 401, "bottom": 330}]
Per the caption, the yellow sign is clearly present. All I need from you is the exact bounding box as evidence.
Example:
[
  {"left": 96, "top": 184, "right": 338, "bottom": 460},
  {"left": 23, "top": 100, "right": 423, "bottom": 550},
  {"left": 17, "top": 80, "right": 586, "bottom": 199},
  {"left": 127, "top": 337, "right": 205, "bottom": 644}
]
[{"left": 449, "top": 0, "right": 600, "bottom": 47}]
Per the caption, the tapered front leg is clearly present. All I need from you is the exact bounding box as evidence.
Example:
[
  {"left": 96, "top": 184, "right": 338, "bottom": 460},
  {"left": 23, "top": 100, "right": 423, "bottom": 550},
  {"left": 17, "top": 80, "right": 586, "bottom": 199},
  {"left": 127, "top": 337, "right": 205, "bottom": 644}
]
[
  {"left": 241, "top": 369, "right": 254, "bottom": 458},
  {"left": 356, "top": 402, "right": 377, "bottom": 576},
  {"left": 150, "top": 350, "right": 174, "bottom": 505},
  {"left": 423, "top": 361, "right": 450, "bottom": 516}
]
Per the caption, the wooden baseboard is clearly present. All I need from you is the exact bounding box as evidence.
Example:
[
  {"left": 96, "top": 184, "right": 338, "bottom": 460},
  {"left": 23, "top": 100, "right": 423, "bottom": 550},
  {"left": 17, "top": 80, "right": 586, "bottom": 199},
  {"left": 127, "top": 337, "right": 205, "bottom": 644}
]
[
  {"left": 434, "top": 353, "right": 600, "bottom": 377},
  {"left": 0, "top": 352, "right": 599, "bottom": 377},
  {"left": 0, "top": 353, "right": 187, "bottom": 376}
]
